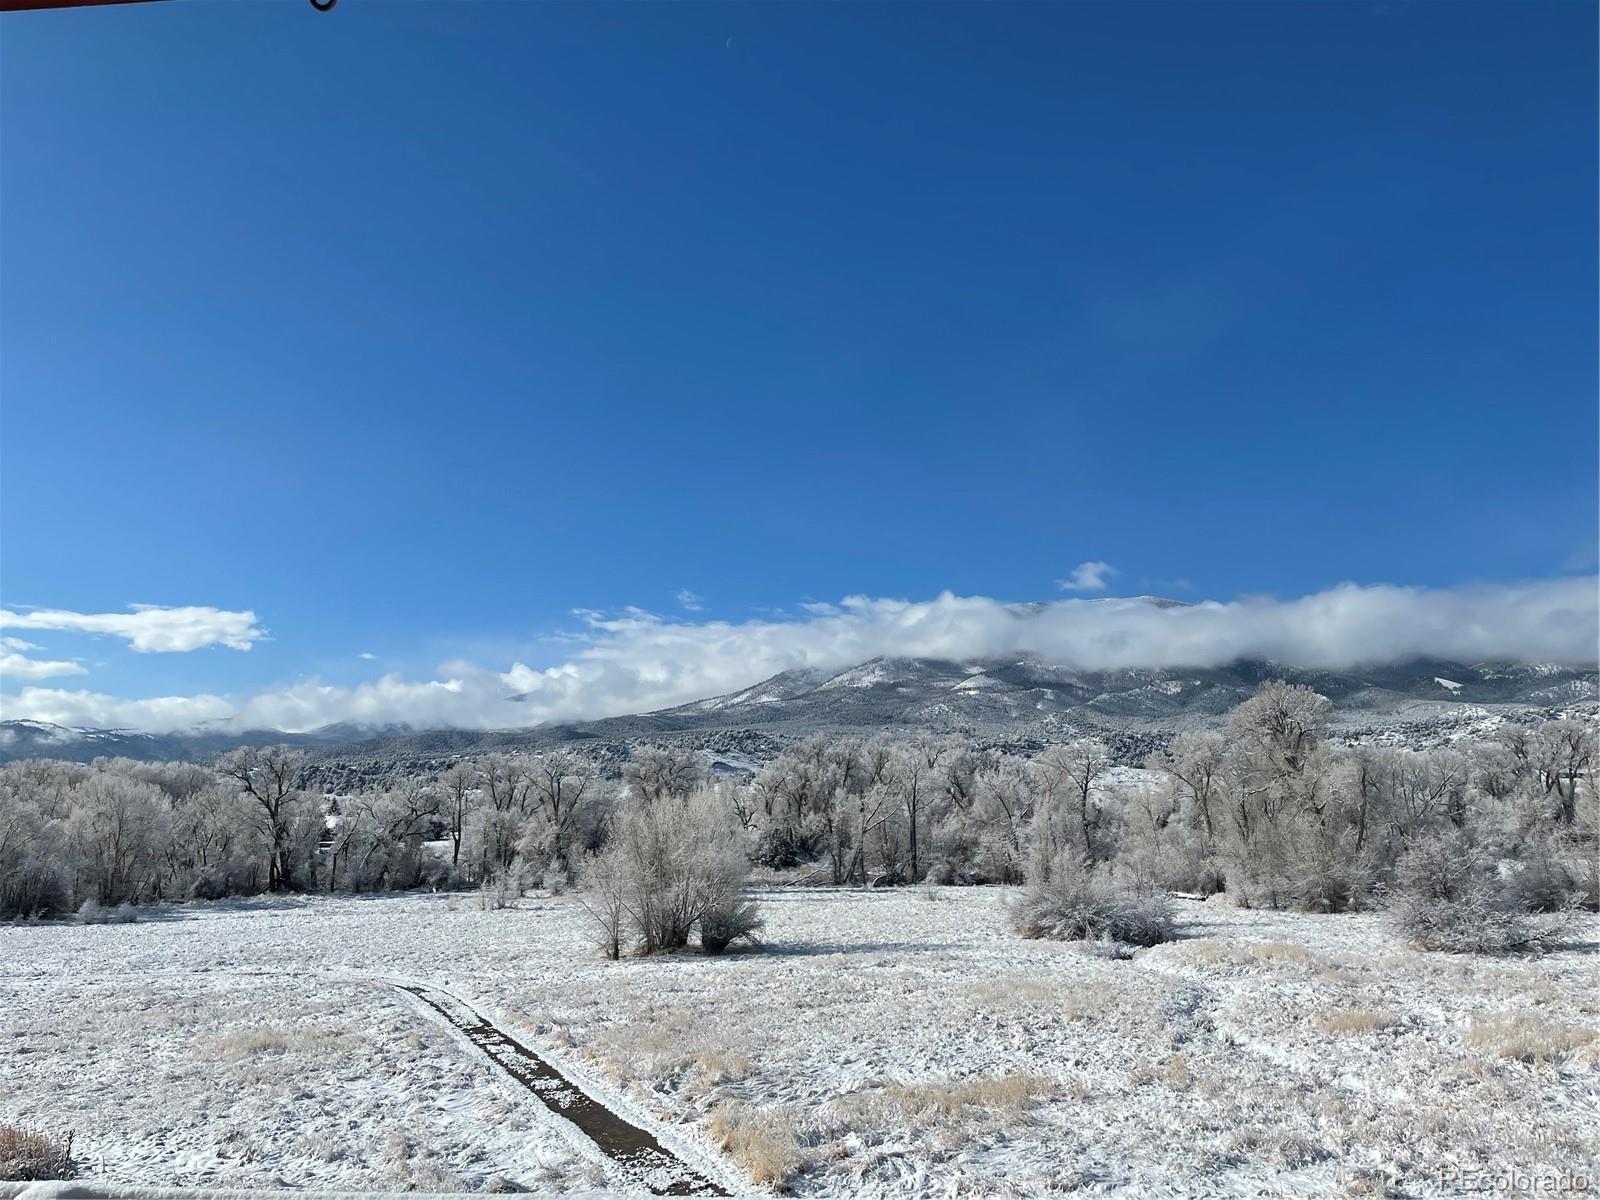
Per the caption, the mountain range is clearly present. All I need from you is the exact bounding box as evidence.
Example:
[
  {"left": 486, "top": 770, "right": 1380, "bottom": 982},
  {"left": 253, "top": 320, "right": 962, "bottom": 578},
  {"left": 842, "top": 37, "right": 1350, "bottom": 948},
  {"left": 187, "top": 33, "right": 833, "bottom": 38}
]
[{"left": 2, "top": 655, "right": 1594, "bottom": 770}]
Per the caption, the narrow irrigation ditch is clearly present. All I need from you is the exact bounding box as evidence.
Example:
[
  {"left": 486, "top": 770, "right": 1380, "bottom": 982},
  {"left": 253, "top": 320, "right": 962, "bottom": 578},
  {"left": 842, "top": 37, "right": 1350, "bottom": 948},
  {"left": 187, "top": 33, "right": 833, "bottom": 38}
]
[{"left": 393, "top": 984, "right": 728, "bottom": 1197}]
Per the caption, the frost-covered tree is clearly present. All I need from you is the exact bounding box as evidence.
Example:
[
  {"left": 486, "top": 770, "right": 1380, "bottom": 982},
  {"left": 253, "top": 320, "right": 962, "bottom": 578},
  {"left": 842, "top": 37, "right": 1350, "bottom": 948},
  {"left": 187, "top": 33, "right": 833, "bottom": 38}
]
[
  {"left": 162, "top": 782, "right": 261, "bottom": 899},
  {"left": 622, "top": 745, "right": 706, "bottom": 806},
  {"left": 520, "top": 750, "right": 600, "bottom": 883},
  {"left": 65, "top": 774, "right": 168, "bottom": 906},
  {"left": 471, "top": 754, "right": 530, "bottom": 880},
  {"left": 1030, "top": 738, "right": 1112, "bottom": 872},
  {"left": 887, "top": 736, "right": 949, "bottom": 882},
  {"left": 1531, "top": 718, "right": 1596, "bottom": 826},
  {"left": 966, "top": 754, "right": 1033, "bottom": 883},
  {"left": 0, "top": 769, "right": 69, "bottom": 918},
  {"left": 436, "top": 761, "right": 479, "bottom": 870},
  {"left": 216, "top": 745, "right": 312, "bottom": 891},
  {"left": 1147, "top": 730, "right": 1225, "bottom": 848}
]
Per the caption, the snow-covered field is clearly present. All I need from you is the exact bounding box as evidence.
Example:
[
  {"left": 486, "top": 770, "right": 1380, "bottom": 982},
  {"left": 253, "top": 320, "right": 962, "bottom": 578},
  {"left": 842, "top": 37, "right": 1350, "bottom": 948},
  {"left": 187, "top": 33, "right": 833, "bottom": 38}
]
[{"left": 3, "top": 890, "right": 1597, "bottom": 1197}]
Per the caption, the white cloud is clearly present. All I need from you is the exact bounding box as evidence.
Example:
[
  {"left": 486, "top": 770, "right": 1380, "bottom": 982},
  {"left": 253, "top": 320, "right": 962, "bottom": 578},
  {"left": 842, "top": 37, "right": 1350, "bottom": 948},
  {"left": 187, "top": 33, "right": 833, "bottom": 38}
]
[
  {"left": 0, "top": 605, "right": 264, "bottom": 652},
  {"left": 359, "top": 652, "right": 380, "bottom": 661},
  {"left": 4, "top": 686, "right": 233, "bottom": 729},
  {"left": 0, "top": 577, "right": 1593, "bottom": 735},
  {"left": 676, "top": 589, "right": 705, "bottom": 612},
  {"left": 0, "top": 636, "right": 87, "bottom": 681},
  {"left": 1058, "top": 561, "right": 1117, "bottom": 592}
]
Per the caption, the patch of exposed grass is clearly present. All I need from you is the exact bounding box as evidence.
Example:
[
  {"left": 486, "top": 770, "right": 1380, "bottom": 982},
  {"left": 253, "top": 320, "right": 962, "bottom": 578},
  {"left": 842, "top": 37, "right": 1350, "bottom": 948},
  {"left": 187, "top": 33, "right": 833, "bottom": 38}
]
[
  {"left": 965, "top": 975, "right": 1056, "bottom": 1010},
  {"left": 709, "top": 1103, "right": 801, "bottom": 1191},
  {"left": 0, "top": 1124, "right": 73, "bottom": 1181},
  {"left": 209, "top": 1025, "right": 361, "bottom": 1062},
  {"left": 1464, "top": 1016, "right": 1599, "bottom": 1065},
  {"left": 1250, "top": 941, "right": 1315, "bottom": 967},
  {"left": 1315, "top": 1009, "right": 1397, "bottom": 1036},
  {"left": 830, "top": 1071, "right": 1052, "bottom": 1136}
]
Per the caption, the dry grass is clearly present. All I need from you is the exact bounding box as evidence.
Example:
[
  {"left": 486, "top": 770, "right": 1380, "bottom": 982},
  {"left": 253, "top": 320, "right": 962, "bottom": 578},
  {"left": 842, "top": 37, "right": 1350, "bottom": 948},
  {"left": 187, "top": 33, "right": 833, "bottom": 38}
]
[
  {"left": 1227, "top": 1127, "right": 1328, "bottom": 1169},
  {"left": 1183, "top": 939, "right": 1253, "bottom": 968},
  {"left": 885, "top": 1073, "right": 1049, "bottom": 1116},
  {"left": 209, "top": 1025, "right": 360, "bottom": 1062},
  {"left": 965, "top": 975, "right": 1057, "bottom": 1010},
  {"left": 1250, "top": 941, "right": 1315, "bottom": 967},
  {"left": 593, "top": 1007, "right": 754, "bottom": 1089},
  {"left": 1160, "top": 1053, "right": 1194, "bottom": 1091},
  {"left": 831, "top": 1072, "right": 1053, "bottom": 1136},
  {"left": 693, "top": 1049, "right": 752, "bottom": 1084},
  {"left": 1315, "top": 1009, "right": 1397, "bottom": 1036},
  {"left": 1463, "top": 1016, "right": 1600, "bottom": 1065},
  {"left": 1060, "top": 986, "right": 1107, "bottom": 1023},
  {"left": 708, "top": 1103, "right": 801, "bottom": 1191},
  {"left": 0, "top": 1124, "right": 73, "bottom": 1181}
]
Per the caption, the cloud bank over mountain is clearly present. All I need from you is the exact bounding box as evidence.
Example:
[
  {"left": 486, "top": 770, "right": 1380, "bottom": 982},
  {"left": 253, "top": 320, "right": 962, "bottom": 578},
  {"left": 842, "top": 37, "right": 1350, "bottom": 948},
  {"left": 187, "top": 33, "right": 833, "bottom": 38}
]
[{"left": 1, "top": 578, "right": 1594, "bottom": 734}]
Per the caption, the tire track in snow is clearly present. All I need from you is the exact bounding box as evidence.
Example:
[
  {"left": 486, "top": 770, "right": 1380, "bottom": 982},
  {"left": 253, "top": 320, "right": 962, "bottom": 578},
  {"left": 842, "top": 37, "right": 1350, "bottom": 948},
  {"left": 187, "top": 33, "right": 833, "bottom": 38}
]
[{"left": 392, "top": 984, "right": 728, "bottom": 1197}]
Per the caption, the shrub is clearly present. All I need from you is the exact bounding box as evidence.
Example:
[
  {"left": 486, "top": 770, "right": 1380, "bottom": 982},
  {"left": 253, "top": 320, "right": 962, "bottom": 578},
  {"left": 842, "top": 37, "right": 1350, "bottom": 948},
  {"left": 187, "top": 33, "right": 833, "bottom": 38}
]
[
  {"left": 74, "top": 899, "right": 137, "bottom": 924},
  {"left": 1503, "top": 837, "right": 1589, "bottom": 914},
  {"left": 1387, "top": 833, "right": 1575, "bottom": 954},
  {"left": 582, "top": 785, "right": 761, "bottom": 957},
  {"left": 1013, "top": 858, "right": 1176, "bottom": 946},
  {"left": 477, "top": 876, "right": 518, "bottom": 911},
  {"left": 1390, "top": 885, "right": 1570, "bottom": 954},
  {"left": 0, "top": 1125, "right": 73, "bottom": 1181},
  {"left": 699, "top": 893, "right": 763, "bottom": 955},
  {"left": 749, "top": 821, "right": 819, "bottom": 870}
]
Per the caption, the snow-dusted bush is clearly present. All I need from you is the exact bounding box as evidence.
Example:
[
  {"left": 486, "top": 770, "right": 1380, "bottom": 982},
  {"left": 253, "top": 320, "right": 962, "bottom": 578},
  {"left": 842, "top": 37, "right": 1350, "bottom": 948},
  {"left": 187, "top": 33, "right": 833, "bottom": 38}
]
[
  {"left": 700, "top": 892, "right": 763, "bottom": 955},
  {"left": 1013, "top": 856, "right": 1176, "bottom": 947},
  {"left": 1387, "top": 832, "right": 1574, "bottom": 954},
  {"left": 1501, "top": 834, "right": 1590, "bottom": 914},
  {"left": 476, "top": 875, "right": 517, "bottom": 911},
  {"left": 581, "top": 767, "right": 761, "bottom": 957},
  {"left": 0, "top": 1124, "right": 73, "bottom": 1180},
  {"left": 749, "top": 820, "right": 818, "bottom": 870},
  {"left": 75, "top": 899, "right": 139, "bottom": 925}
]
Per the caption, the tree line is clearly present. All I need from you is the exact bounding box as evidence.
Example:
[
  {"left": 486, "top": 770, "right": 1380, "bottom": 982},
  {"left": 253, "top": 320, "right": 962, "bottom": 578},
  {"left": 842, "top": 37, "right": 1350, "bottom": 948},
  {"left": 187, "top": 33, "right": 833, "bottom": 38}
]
[{"left": 2, "top": 682, "right": 1594, "bottom": 951}]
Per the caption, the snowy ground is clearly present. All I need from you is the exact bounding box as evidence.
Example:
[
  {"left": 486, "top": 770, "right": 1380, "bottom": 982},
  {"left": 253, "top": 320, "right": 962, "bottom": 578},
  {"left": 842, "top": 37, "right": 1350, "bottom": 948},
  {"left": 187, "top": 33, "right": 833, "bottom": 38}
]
[{"left": 2, "top": 890, "right": 1597, "bottom": 1197}]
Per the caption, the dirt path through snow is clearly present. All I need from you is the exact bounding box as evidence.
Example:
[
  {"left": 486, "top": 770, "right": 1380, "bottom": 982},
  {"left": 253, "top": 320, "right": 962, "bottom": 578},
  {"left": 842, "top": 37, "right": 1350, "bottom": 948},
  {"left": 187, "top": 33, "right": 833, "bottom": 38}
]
[{"left": 393, "top": 984, "right": 728, "bottom": 1197}]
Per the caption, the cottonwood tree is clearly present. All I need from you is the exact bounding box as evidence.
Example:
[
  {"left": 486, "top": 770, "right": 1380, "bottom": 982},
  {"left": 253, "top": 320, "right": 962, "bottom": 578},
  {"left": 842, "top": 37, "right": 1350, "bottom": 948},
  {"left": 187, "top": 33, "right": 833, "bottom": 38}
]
[
  {"left": 349, "top": 780, "right": 441, "bottom": 889},
  {"left": 623, "top": 745, "right": 707, "bottom": 805},
  {"left": 965, "top": 754, "right": 1034, "bottom": 883},
  {"left": 1532, "top": 719, "right": 1596, "bottom": 826},
  {"left": 436, "top": 761, "right": 479, "bottom": 869},
  {"left": 0, "top": 771, "right": 68, "bottom": 917},
  {"left": 1147, "top": 730, "right": 1225, "bottom": 847},
  {"left": 162, "top": 782, "right": 259, "bottom": 899},
  {"left": 520, "top": 750, "right": 600, "bottom": 883},
  {"left": 65, "top": 774, "right": 168, "bottom": 906},
  {"left": 217, "top": 745, "right": 313, "bottom": 891},
  {"left": 474, "top": 754, "right": 530, "bottom": 878},
  {"left": 1031, "top": 738, "right": 1112, "bottom": 871},
  {"left": 890, "top": 736, "right": 949, "bottom": 882}
]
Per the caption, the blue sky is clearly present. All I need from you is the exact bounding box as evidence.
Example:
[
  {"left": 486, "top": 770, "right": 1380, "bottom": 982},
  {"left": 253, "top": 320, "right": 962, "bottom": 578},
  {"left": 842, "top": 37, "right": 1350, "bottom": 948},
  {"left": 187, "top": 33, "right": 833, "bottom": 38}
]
[{"left": 1, "top": 1, "right": 1595, "bottom": 731}]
